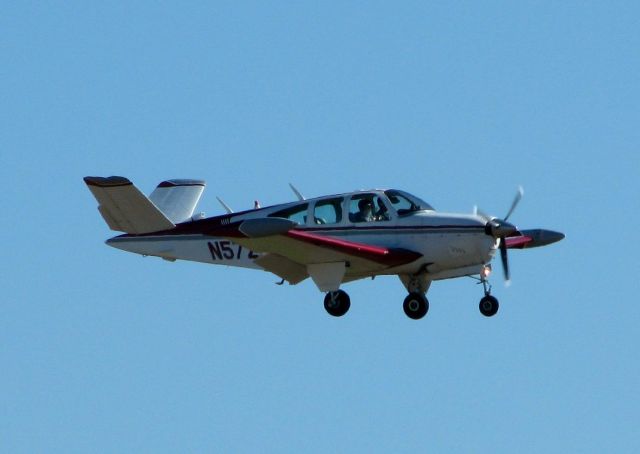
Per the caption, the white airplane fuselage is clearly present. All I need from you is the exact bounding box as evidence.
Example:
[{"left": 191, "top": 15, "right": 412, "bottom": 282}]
[{"left": 107, "top": 210, "right": 497, "bottom": 282}]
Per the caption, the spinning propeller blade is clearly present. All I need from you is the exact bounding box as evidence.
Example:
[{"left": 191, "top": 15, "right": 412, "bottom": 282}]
[
  {"left": 476, "top": 208, "right": 492, "bottom": 222},
  {"left": 503, "top": 186, "right": 523, "bottom": 222},
  {"left": 499, "top": 237, "right": 510, "bottom": 283},
  {"left": 477, "top": 186, "right": 523, "bottom": 283}
]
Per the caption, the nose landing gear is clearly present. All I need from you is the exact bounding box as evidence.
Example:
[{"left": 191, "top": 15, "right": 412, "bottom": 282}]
[
  {"left": 479, "top": 295, "right": 499, "bottom": 317},
  {"left": 478, "top": 267, "right": 499, "bottom": 317}
]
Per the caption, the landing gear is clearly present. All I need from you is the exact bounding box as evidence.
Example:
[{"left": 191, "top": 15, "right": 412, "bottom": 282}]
[
  {"left": 403, "top": 292, "right": 429, "bottom": 320},
  {"left": 324, "top": 290, "right": 351, "bottom": 317},
  {"left": 478, "top": 268, "right": 499, "bottom": 317},
  {"left": 479, "top": 295, "right": 499, "bottom": 317},
  {"left": 399, "top": 273, "right": 431, "bottom": 320}
]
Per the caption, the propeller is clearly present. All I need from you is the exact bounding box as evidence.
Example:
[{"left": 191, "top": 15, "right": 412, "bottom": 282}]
[
  {"left": 504, "top": 186, "right": 524, "bottom": 222},
  {"left": 476, "top": 186, "right": 524, "bottom": 283},
  {"left": 499, "top": 234, "right": 511, "bottom": 283}
]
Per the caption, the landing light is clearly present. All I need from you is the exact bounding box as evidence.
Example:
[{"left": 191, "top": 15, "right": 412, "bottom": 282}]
[{"left": 481, "top": 265, "right": 492, "bottom": 279}]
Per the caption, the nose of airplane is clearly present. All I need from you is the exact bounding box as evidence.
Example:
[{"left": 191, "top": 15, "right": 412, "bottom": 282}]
[{"left": 519, "top": 229, "right": 565, "bottom": 247}]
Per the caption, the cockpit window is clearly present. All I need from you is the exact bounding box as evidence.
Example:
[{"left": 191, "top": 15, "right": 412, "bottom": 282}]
[
  {"left": 313, "top": 198, "right": 343, "bottom": 225},
  {"left": 269, "top": 203, "right": 309, "bottom": 225},
  {"left": 384, "top": 190, "right": 434, "bottom": 215},
  {"left": 348, "top": 194, "right": 391, "bottom": 223}
]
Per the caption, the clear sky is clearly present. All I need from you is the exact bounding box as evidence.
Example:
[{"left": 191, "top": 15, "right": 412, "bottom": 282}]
[{"left": 2, "top": 1, "right": 639, "bottom": 452}]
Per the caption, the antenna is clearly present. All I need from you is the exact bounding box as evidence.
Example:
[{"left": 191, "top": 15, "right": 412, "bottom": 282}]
[
  {"left": 216, "top": 196, "right": 234, "bottom": 214},
  {"left": 289, "top": 183, "right": 305, "bottom": 201}
]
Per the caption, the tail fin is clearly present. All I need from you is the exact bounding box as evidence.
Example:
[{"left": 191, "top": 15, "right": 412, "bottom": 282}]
[
  {"left": 84, "top": 176, "right": 176, "bottom": 234},
  {"left": 149, "top": 179, "right": 206, "bottom": 223}
]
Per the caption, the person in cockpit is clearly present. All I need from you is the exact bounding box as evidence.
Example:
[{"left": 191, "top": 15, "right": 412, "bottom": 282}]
[
  {"left": 375, "top": 198, "right": 390, "bottom": 221},
  {"left": 354, "top": 198, "right": 375, "bottom": 223}
]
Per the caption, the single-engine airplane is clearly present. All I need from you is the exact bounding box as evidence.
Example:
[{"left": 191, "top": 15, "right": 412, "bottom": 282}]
[{"left": 84, "top": 176, "right": 564, "bottom": 319}]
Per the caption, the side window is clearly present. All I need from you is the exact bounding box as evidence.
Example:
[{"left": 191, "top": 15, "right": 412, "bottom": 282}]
[
  {"left": 269, "top": 203, "right": 309, "bottom": 225},
  {"left": 385, "top": 191, "right": 416, "bottom": 216},
  {"left": 313, "top": 198, "right": 343, "bottom": 225},
  {"left": 375, "top": 196, "right": 391, "bottom": 221},
  {"left": 348, "top": 194, "right": 390, "bottom": 223}
]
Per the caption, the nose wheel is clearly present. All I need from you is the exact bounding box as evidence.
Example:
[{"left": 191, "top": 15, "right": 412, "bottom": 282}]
[
  {"left": 403, "top": 292, "right": 429, "bottom": 320},
  {"left": 324, "top": 290, "right": 351, "bottom": 317},
  {"left": 479, "top": 295, "right": 499, "bottom": 317},
  {"left": 478, "top": 270, "right": 499, "bottom": 317}
]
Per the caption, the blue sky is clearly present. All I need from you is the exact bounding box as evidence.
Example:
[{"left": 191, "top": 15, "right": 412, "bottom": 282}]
[{"left": 2, "top": 1, "right": 639, "bottom": 452}]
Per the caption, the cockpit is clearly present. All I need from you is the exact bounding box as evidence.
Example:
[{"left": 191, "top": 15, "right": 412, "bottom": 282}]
[{"left": 268, "top": 189, "right": 434, "bottom": 227}]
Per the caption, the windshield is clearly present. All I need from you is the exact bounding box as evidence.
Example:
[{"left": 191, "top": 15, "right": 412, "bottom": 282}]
[{"left": 384, "top": 190, "right": 434, "bottom": 215}]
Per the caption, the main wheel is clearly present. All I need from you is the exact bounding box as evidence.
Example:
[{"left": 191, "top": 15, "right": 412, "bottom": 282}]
[
  {"left": 324, "top": 290, "right": 351, "bottom": 317},
  {"left": 479, "top": 295, "right": 499, "bottom": 317},
  {"left": 403, "top": 292, "right": 429, "bottom": 320}
]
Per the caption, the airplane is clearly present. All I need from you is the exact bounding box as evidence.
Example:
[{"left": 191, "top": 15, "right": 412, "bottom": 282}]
[{"left": 84, "top": 176, "right": 564, "bottom": 319}]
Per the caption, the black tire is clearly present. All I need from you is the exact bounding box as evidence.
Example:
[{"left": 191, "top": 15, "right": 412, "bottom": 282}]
[
  {"left": 479, "top": 295, "right": 499, "bottom": 317},
  {"left": 403, "top": 292, "right": 429, "bottom": 320},
  {"left": 324, "top": 290, "right": 351, "bottom": 317}
]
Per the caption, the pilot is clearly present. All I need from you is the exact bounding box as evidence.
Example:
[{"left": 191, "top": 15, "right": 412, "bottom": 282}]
[
  {"left": 354, "top": 198, "right": 375, "bottom": 222},
  {"left": 375, "top": 198, "right": 389, "bottom": 221}
]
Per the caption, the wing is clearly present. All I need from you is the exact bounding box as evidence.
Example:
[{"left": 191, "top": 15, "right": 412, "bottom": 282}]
[
  {"left": 284, "top": 230, "right": 422, "bottom": 268},
  {"left": 208, "top": 218, "right": 422, "bottom": 290}
]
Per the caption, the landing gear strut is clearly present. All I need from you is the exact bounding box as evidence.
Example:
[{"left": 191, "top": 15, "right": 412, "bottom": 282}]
[
  {"left": 403, "top": 292, "right": 429, "bottom": 320},
  {"left": 478, "top": 269, "right": 499, "bottom": 317},
  {"left": 324, "top": 290, "right": 350, "bottom": 317}
]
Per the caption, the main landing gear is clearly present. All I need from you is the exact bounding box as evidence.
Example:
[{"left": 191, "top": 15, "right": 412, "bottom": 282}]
[
  {"left": 323, "top": 289, "right": 429, "bottom": 319},
  {"left": 324, "top": 290, "right": 351, "bottom": 317},
  {"left": 403, "top": 292, "right": 429, "bottom": 320}
]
